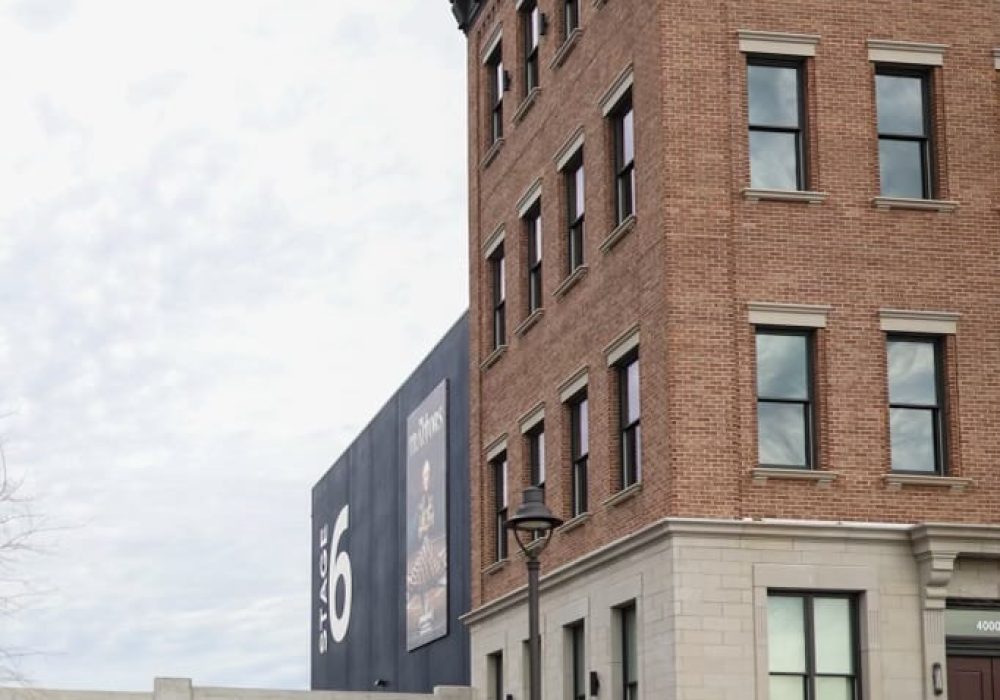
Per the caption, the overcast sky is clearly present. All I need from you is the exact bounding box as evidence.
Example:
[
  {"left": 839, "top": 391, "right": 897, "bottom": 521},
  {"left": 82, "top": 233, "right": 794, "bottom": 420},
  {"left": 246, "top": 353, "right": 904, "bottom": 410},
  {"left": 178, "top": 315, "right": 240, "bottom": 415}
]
[{"left": 0, "top": 0, "right": 467, "bottom": 690}]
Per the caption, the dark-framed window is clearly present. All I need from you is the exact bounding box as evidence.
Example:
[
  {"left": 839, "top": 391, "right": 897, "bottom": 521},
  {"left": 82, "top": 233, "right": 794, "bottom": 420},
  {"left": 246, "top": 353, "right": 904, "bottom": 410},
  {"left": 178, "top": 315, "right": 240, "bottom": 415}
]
[
  {"left": 876, "top": 68, "right": 933, "bottom": 199},
  {"left": 525, "top": 204, "right": 543, "bottom": 313},
  {"left": 492, "top": 452, "right": 508, "bottom": 561},
  {"left": 618, "top": 353, "right": 641, "bottom": 489},
  {"left": 563, "top": 0, "right": 580, "bottom": 39},
  {"left": 619, "top": 603, "right": 638, "bottom": 700},
  {"left": 490, "top": 246, "right": 506, "bottom": 349},
  {"left": 747, "top": 58, "right": 806, "bottom": 190},
  {"left": 887, "top": 336, "right": 945, "bottom": 473},
  {"left": 569, "top": 393, "right": 589, "bottom": 516},
  {"left": 565, "top": 152, "right": 585, "bottom": 273},
  {"left": 487, "top": 651, "right": 504, "bottom": 700},
  {"left": 528, "top": 423, "right": 545, "bottom": 489},
  {"left": 767, "top": 592, "right": 860, "bottom": 700},
  {"left": 756, "top": 329, "right": 815, "bottom": 469},
  {"left": 611, "top": 92, "right": 635, "bottom": 224},
  {"left": 521, "top": 0, "right": 540, "bottom": 94},
  {"left": 487, "top": 44, "right": 504, "bottom": 145},
  {"left": 567, "top": 620, "right": 586, "bottom": 700}
]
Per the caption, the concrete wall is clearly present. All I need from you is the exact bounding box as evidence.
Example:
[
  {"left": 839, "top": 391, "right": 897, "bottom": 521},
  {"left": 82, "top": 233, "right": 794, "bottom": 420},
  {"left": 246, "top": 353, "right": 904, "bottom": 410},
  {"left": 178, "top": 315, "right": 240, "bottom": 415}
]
[{"left": 0, "top": 679, "right": 473, "bottom": 700}]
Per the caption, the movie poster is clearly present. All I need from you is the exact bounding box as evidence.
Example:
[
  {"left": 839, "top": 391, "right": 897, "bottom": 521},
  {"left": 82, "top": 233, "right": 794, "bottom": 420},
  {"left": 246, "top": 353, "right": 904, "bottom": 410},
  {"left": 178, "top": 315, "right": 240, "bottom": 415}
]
[{"left": 405, "top": 381, "right": 449, "bottom": 650}]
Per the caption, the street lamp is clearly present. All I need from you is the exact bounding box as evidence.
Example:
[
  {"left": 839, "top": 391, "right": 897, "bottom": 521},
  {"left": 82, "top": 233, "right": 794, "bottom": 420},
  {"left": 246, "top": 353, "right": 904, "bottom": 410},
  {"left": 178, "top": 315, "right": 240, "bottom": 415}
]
[{"left": 506, "top": 486, "right": 563, "bottom": 700}]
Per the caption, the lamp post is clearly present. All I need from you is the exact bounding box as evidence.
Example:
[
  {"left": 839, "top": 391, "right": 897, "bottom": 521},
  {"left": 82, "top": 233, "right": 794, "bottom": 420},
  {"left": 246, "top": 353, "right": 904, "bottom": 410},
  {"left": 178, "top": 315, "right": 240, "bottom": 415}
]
[{"left": 506, "top": 486, "right": 563, "bottom": 700}]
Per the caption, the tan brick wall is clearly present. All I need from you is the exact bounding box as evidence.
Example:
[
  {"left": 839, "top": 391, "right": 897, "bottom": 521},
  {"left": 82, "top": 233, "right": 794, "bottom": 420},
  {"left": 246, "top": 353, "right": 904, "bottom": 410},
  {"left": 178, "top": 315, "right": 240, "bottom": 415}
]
[{"left": 463, "top": 0, "right": 1000, "bottom": 608}]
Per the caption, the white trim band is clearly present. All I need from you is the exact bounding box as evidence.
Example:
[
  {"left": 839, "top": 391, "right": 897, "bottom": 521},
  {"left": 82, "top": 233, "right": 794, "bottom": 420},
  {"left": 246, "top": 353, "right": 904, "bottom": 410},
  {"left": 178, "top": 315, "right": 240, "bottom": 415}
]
[
  {"left": 868, "top": 39, "right": 947, "bottom": 66},
  {"left": 481, "top": 26, "right": 502, "bottom": 64},
  {"left": 738, "top": 30, "right": 820, "bottom": 57},
  {"left": 879, "top": 309, "right": 959, "bottom": 335},
  {"left": 483, "top": 225, "right": 505, "bottom": 259},
  {"left": 485, "top": 434, "right": 508, "bottom": 462},
  {"left": 559, "top": 367, "right": 589, "bottom": 402},
  {"left": 993, "top": 49, "right": 1000, "bottom": 70},
  {"left": 516, "top": 178, "right": 543, "bottom": 218},
  {"left": 554, "top": 127, "right": 585, "bottom": 171},
  {"left": 748, "top": 302, "right": 831, "bottom": 328},
  {"left": 518, "top": 403, "right": 545, "bottom": 434},
  {"left": 605, "top": 324, "right": 640, "bottom": 366},
  {"left": 599, "top": 64, "right": 634, "bottom": 117}
]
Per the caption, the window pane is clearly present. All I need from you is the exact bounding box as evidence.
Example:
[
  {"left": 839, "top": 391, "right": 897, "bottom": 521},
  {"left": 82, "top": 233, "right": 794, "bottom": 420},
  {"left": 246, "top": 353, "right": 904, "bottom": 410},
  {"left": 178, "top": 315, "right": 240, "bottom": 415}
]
[
  {"left": 537, "top": 430, "right": 545, "bottom": 485},
  {"left": 756, "top": 333, "right": 808, "bottom": 399},
  {"left": 814, "top": 598, "right": 853, "bottom": 674},
  {"left": 879, "top": 139, "right": 926, "bottom": 198},
  {"left": 890, "top": 407, "right": 937, "bottom": 472},
  {"left": 748, "top": 64, "right": 800, "bottom": 128},
  {"left": 768, "top": 596, "right": 806, "bottom": 673},
  {"left": 758, "top": 402, "right": 808, "bottom": 466},
  {"left": 887, "top": 340, "right": 937, "bottom": 405},
  {"left": 815, "top": 677, "right": 853, "bottom": 700},
  {"left": 574, "top": 165, "right": 585, "bottom": 216},
  {"left": 622, "top": 108, "right": 635, "bottom": 165},
  {"left": 769, "top": 676, "right": 806, "bottom": 700},
  {"left": 750, "top": 131, "right": 800, "bottom": 190},
  {"left": 579, "top": 398, "right": 589, "bottom": 455},
  {"left": 876, "top": 74, "right": 925, "bottom": 136},
  {"left": 626, "top": 360, "right": 640, "bottom": 422}
]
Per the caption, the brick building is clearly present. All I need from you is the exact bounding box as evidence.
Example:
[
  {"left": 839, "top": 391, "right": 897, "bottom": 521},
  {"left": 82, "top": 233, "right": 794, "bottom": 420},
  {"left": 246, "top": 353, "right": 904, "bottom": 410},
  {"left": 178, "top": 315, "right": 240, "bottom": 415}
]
[{"left": 447, "top": 0, "right": 1000, "bottom": 698}]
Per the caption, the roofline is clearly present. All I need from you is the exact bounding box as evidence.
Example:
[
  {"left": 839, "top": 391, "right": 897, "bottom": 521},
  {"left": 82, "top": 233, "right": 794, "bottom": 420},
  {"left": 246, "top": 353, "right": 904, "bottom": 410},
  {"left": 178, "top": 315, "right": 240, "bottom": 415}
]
[{"left": 449, "top": 0, "right": 483, "bottom": 33}]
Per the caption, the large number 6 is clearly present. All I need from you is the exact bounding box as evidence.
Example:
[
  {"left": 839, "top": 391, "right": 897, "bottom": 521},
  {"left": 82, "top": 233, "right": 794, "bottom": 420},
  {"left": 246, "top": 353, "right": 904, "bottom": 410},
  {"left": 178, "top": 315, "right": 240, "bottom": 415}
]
[{"left": 329, "top": 505, "right": 352, "bottom": 643}]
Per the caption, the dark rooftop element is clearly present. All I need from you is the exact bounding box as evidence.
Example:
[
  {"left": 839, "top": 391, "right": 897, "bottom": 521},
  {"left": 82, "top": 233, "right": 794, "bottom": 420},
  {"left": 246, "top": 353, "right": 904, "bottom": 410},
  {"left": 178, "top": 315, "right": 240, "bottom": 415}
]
[{"left": 449, "top": 0, "right": 482, "bottom": 32}]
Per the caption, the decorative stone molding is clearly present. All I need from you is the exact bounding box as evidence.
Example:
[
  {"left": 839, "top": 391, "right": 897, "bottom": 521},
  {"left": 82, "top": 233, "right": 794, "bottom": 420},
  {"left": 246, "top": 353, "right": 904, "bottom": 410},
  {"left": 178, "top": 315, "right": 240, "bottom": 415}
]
[
  {"left": 558, "top": 366, "right": 589, "bottom": 402},
  {"left": 480, "top": 344, "right": 507, "bottom": 370},
  {"left": 743, "top": 188, "right": 827, "bottom": 204},
  {"left": 516, "top": 178, "right": 543, "bottom": 217},
  {"left": 553, "top": 265, "right": 588, "bottom": 299},
  {"left": 482, "top": 224, "right": 505, "bottom": 258},
  {"left": 915, "top": 551, "right": 957, "bottom": 609},
  {"left": 551, "top": 28, "right": 583, "bottom": 70},
  {"left": 603, "top": 482, "right": 642, "bottom": 508},
  {"left": 867, "top": 39, "right": 947, "bottom": 66},
  {"left": 600, "top": 214, "right": 636, "bottom": 253},
  {"left": 604, "top": 324, "right": 640, "bottom": 366},
  {"left": 480, "top": 138, "right": 505, "bottom": 170},
  {"left": 598, "top": 64, "right": 634, "bottom": 116},
  {"left": 513, "top": 308, "right": 544, "bottom": 337},
  {"left": 751, "top": 467, "right": 838, "bottom": 487},
  {"left": 484, "top": 434, "right": 508, "bottom": 461},
  {"left": 738, "top": 30, "right": 820, "bottom": 57},
  {"left": 482, "top": 558, "right": 509, "bottom": 576},
  {"left": 518, "top": 402, "right": 545, "bottom": 434},
  {"left": 884, "top": 473, "right": 970, "bottom": 492},
  {"left": 879, "top": 309, "right": 959, "bottom": 335},
  {"left": 553, "top": 126, "right": 585, "bottom": 170},
  {"left": 512, "top": 87, "right": 541, "bottom": 125},
  {"left": 480, "top": 25, "right": 502, "bottom": 64},
  {"left": 873, "top": 196, "right": 958, "bottom": 212},
  {"left": 556, "top": 511, "right": 591, "bottom": 534},
  {"left": 748, "top": 302, "right": 831, "bottom": 328}
]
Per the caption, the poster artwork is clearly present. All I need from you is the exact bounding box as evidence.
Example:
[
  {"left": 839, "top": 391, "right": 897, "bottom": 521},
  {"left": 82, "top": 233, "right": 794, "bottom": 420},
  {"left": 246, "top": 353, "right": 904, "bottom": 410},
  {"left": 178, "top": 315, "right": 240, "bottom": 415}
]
[{"left": 405, "top": 381, "right": 449, "bottom": 650}]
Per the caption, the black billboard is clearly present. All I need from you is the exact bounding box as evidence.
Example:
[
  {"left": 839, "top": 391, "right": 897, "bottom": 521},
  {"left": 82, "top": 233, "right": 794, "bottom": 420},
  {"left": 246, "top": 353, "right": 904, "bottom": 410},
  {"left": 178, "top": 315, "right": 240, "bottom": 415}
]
[{"left": 311, "top": 314, "right": 470, "bottom": 692}]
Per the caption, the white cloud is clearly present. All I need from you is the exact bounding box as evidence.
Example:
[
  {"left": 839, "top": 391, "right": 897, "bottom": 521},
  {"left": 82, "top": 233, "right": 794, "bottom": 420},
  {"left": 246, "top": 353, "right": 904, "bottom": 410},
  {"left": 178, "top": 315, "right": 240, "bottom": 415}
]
[{"left": 0, "top": 0, "right": 467, "bottom": 690}]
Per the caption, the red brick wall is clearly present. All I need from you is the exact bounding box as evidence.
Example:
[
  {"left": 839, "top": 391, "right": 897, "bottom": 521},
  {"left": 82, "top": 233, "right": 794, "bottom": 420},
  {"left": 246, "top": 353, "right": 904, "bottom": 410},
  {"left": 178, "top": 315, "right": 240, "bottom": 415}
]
[{"left": 464, "top": 0, "right": 1000, "bottom": 607}]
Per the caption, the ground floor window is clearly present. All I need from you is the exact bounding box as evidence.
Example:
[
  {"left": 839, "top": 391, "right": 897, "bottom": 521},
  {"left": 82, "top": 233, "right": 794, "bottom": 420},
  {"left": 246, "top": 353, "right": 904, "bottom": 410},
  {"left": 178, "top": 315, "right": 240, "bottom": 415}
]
[{"left": 767, "top": 592, "right": 859, "bottom": 700}]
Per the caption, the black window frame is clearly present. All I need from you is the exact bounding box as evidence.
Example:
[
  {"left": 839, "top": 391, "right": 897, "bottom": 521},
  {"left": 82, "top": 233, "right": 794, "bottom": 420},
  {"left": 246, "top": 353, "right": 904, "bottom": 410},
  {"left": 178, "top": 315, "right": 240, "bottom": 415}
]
[
  {"left": 755, "top": 328, "right": 816, "bottom": 470},
  {"left": 617, "top": 352, "right": 641, "bottom": 490},
  {"left": 492, "top": 452, "right": 508, "bottom": 561},
  {"left": 875, "top": 66, "right": 934, "bottom": 199},
  {"left": 619, "top": 603, "right": 638, "bottom": 700},
  {"left": 487, "top": 44, "right": 504, "bottom": 146},
  {"left": 563, "top": 0, "right": 580, "bottom": 39},
  {"left": 567, "top": 620, "right": 586, "bottom": 700},
  {"left": 767, "top": 591, "right": 861, "bottom": 700},
  {"left": 886, "top": 334, "right": 946, "bottom": 475},
  {"left": 564, "top": 152, "right": 585, "bottom": 274},
  {"left": 611, "top": 92, "right": 635, "bottom": 225},
  {"left": 525, "top": 203, "right": 543, "bottom": 314},
  {"left": 490, "top": 246, "right": 506, "bottom": 350},
  {"left": 746, "top": 56, "right": 808, "bottom": 191},
  {"left": 569, "top": 392, "right": 589, "bottom": 517},
  {"left": 521, "top": 0, "right": 540, "bottom": 94}
]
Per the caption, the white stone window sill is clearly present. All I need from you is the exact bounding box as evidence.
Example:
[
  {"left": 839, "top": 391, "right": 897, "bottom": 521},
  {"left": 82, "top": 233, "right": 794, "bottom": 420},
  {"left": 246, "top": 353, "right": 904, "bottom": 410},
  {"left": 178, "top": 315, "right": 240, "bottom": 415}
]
[
  {"left": 513, "top": 88, "right": 541, "bottom": 125},
  {"left": 554, "top": 265, "right": 589, "bottom": 300},
  {"left": 873, "top": 196, "right": 958, "bottom": 212},
  {"left": 752, "top": 467, "right": 838, "bottom": 488},
  {"left": 556, "top": 511, "right": 591, "bottom": 534},
  {"left": 514, "top": 309, "right": 544, "bottom": 337},
  {"left": 480, "top": 344, "right": 508, "bottom": 370},
  {"left": 884, "top": 473, "right": 972, "bottom": 492},
  {"left": 482, "top": 559, "right": 509, "bottom": 576},
  {"left": 600, "top": 214, "right": 637, "bottom": 253},
  {"left": 603, "top": 481, "right": 642, "bottom": 508},
  {"left": 480, "top": 138, "right": 504, "bottom": 170},
  {"left": 743, "top": 188, "right": 828, "bottom": 204},
  {"left": 551, "top": 29, "right": 583, "bottom": 69}
]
